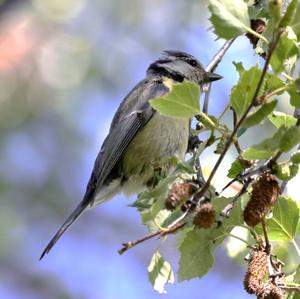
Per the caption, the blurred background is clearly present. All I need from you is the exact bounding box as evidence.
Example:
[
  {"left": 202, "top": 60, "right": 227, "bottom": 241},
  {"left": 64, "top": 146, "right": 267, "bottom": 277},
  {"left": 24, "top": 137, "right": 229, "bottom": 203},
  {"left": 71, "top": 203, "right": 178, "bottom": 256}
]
[{"left": 0, "top": 0, "right": 299, "bottom": 298}]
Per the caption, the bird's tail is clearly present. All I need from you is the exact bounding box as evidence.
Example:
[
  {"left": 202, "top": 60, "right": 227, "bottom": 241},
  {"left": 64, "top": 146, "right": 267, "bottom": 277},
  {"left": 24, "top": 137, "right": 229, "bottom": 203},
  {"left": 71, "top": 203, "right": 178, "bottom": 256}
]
[{"left": 39, "top": 201, "right": 89, "bottom": 260}]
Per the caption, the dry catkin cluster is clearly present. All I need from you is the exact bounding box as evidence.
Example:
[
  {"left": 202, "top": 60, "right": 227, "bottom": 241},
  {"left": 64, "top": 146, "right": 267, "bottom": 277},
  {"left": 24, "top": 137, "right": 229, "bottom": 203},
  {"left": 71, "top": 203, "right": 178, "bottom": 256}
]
[
  {"left": 193, "top": 202, "right": 216, "bottom": 229},
  {"left": 244, "top": 249, "right": 268, "bottom": 294},
  {"left": 165, "top": 182, "right": 196, "bottom": 210},
  {"left": 243, "top": 174, "right": 280, "bottom": 227},
  {"left": 244, "top": 248, "right": 284, "bottom": 299}
]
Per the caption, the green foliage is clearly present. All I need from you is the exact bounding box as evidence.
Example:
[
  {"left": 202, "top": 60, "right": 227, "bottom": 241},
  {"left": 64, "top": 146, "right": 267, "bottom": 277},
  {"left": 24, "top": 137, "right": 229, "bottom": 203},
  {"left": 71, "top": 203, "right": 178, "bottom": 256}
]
[
  {"left": 150, "top": 81, "right": 200, "bottom": 118},
  {"left": 279, "top": 126, "right": 300, "bottom": 152},
  {"left": 269, "top": 111, "right": 297, "bottom": 128},
  {"left": 243, "top": 126, "right": 300, "bottom": 160},
  {"left": 288, "top": 79, "right": 300, "bottom": 108},
  {"left": 148, "top": 251, "right": 175, "bottom": 294},
  {"left": 291, "top": 150, "right": 300, "bottom": 163},
  {"left": 270, "top": 29, "right": 298, "bottom": 74},
  {"left": 135, "top": 0, "right": 300, "bottom": 294},
  {"left": 274, "top": 162, "right": 299, "bottom": 180},
  {"left": 257, "top": 197, "right": 299, "bottom": 242},
  {"left": 208, "top": 0, "right": 250, "bottom": 39},
  {"left": 289, "top": 0, "right": 300, "bottom": 38},
  {"left": 227, "top": 159, "right": 243, "bottom": 178},
  {"left": 230, "top": 65, "right": 261, "bottom": 116},
  {"left": 280, "top": 0, "right": 299, "bottom": 27},
  {"left": 242, "top": 100, "right": 277, "bottom": 129},
  {"left": 178, "top": 197, "right": 243, "bottom": 281}
]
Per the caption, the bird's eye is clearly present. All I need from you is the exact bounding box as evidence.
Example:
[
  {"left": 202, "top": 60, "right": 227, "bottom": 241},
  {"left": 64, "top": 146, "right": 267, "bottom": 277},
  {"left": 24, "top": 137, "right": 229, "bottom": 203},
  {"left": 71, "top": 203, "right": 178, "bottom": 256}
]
[{"left": 189, "top": 59, "right": 197, "bottom": 66}]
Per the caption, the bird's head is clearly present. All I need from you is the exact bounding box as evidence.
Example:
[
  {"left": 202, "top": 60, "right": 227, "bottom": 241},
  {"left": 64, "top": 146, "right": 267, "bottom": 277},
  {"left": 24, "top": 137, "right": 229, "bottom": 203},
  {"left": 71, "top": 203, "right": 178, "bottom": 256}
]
[{"left": 147, "top": 50, "right": 222, "bottom": 85}]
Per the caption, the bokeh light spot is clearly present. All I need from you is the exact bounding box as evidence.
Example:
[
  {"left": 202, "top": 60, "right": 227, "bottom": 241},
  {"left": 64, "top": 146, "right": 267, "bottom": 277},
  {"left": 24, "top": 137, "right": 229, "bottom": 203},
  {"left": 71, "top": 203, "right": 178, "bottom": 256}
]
[
  {"left": 37, "top": 34, "right": 90, "bottom": 90},
  {"left": 32, "top": 0, "right": 86, "bottom": 22}
]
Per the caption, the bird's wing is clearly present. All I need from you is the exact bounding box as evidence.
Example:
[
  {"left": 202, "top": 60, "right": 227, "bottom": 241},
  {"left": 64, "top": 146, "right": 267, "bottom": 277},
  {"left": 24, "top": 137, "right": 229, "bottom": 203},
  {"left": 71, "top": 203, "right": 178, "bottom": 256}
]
[{"left": 40, "top": 78, "right": 169, "bottom": 259}]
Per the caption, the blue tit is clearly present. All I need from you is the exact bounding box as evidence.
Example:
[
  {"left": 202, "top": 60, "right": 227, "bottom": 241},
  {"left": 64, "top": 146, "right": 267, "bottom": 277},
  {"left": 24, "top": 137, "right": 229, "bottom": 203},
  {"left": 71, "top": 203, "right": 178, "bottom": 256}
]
[{"left": 40, "top": 50, "right": 222, "bottom": 259}]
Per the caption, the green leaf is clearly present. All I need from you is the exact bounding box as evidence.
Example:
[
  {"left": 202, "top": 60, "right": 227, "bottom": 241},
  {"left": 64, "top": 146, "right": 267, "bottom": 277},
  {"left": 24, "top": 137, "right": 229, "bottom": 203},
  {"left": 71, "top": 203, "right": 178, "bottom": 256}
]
[
  {"left": 150, "top": 81, "right": 200, "bottom": 118},
  {"left": 230, "top": 66, "right": 261, "bottom": 116},
  {"left": 227, "top": 159, "right": 243, "bottom": 179},
  {"left": 148, "top": 251, "right": 174, "bottom": 294},
  {"left": 290, "top": 0, "right": 300, "bottom": 38},
  {"left": 178, "top": 229, "right": 215, "bottom": 281},
  {"left": 243, "top": 126, "right": 286, "bottom": 160},
  {"left": 274, "top": 162, "right": 299, "bottom": 181},
  {"left": 268, "top": 0, "right": 281, "bottom": 23},
  {"left": 269, "top": 111, "right": 297, "bottom": 128},
  {"left": 208, "top": 0, "right": 250, "bottom": 39},
  {"left": 279, "top": 126, "right": 300, "bottom": 152},
  {"left": 178, "top": 197, "right": 243, "bottom": 281},
  {"left": 270, "top": 29, "right": 298, "bottom": 74},
  {"left": 243, "top": 126, "right": 300, "bottom": 160},
  {"left": 242, "top": 100, "right": 277, "bottom": 129},
  {"left": 288, "top": 80, "right": 300, "bottom": 108},
  {"left": 257, "top": 197, "right": 300, "bottom": 241},
  {"left": 291, "top": 150, "right": 300, "bottom": 164},
  {"left": 280, "top": 0, "right": 299, "bottom": 27},
  {"left": 264, "top": 73, "right": 285, "bottom": 94},
  {"left": 233, "top": 61, "right": 245, "bottom": 76}
]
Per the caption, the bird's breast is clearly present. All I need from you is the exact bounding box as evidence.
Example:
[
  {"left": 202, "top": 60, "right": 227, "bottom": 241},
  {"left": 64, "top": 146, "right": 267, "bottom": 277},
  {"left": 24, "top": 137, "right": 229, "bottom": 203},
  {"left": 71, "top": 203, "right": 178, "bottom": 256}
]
[{"left": 122, "top": 113, "right": 189, "bottom": 182}]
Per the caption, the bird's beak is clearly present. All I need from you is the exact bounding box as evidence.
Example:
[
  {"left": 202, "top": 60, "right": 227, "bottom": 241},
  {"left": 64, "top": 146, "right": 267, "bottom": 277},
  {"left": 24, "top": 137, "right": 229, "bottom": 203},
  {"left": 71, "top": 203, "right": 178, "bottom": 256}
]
[{"left": 206, "top": 72, "right": 223, "bottom": 82}]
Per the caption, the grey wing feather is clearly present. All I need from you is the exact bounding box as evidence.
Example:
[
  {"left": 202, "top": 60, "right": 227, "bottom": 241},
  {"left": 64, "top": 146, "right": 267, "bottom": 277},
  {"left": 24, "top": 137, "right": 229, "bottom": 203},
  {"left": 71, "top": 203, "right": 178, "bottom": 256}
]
[{"left": 40, "top": 77, "right": 169, "bottom": 259}]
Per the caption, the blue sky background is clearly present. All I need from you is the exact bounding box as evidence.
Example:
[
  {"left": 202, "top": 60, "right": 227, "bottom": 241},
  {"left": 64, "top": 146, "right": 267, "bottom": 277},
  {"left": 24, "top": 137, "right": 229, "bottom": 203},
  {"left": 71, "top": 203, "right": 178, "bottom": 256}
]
[{"left": 1, "top": 0, "right": 298, "bottom": 298}]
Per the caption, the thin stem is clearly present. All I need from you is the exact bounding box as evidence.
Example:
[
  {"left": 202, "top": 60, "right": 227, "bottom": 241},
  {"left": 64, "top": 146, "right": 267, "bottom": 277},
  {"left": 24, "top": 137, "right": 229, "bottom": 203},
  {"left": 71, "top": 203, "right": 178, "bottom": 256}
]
[
  {"left": 291, "top": 239, "right": 300, "bottom": 257},
  {"left": 231, "top": 107, "right": 242, "bottom": 154},
  {"left": 203, "top": 39, "right": 236, "bottom": 114},
  {"left": 262, "top": 219, "right": 271, "bottom": 254},
  {"left": 118, "top": 221, "right": 186, "bottom": 254},
  {"left": 217, "top": 103, "right": 231, "bottom": 122},
  {"left": 197, "top": 111, "right": 218, "bottom": 129},
  {"left": 202, "top": 83, "right": 211, "bottom": 115},
  {"left": 213, "top": 231, "right": 254, "bottom": 248},
  {"left": 206, "top": 39, "right": 236, "bottom": 72},
  {"left": 220, "top": 178, "right": 252, "bottom": 217},
  {"left": 262, "top": 85, "right": 289, "bottom": 100},
  {"left": 280, "top": 285, "right": 300, "bottom": 292},
  {"left": 118, "top": 230, "right": 160, "bottom": 254},
  {"left": 227, "top": 233, "right": 254, "bottom": 247},
  {"left": 245, "top": 26, "right": 269, "bottom": 44},
  {"left": 194, "top": 30, "right": 283, "bottom": 202},
  {"left": 281, "top": 72, "right": 294, "bottom": 81}
]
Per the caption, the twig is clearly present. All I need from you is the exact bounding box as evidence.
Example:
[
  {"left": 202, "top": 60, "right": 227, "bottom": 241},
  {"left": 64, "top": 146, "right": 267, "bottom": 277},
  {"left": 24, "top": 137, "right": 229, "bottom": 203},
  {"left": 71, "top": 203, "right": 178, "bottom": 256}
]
[
  {"left": 231, "top": 107, "right": 242, "bottom": 154},
  {"left": 119, "top": 207, "right": 192, "bottom": 254},
  {"left": 203, "top": 38, "right": 236, "bottom": 114},
  {"left": 238, "top": 162, "right": 270, "bottom": 180},
  {"left": 118, "top": 230, "right": 161, "bottom": 254},
  {"left": 206, "top": 39, "right": 236, "bottom": 72},
  {"left": 220, "top": 178, "right": 252, "bottom": 217},
  {"left": 118, "top": 221, "right": 186, "bottom": 254},
  {"left": 202, "top": 84, "right": 212, "bottom": 115},
  {"left": 279, "top": 285, "right": 300, "bottom": 293},
  {"left": 194, "top": 29, "right": 284, "bottom": 203},
  {"left": 213, "top": 231, "right": 255, "bottom": 248},
  {"left": 261, "top": 219, "right": 271, "bottom": 254}
]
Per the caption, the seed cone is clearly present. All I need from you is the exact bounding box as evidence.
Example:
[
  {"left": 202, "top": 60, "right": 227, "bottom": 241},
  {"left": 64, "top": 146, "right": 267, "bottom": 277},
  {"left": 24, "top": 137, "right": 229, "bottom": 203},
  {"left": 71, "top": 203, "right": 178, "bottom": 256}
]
[
  {"left": 244, "top": 249, "right": 268, "bottom": 295},
  {"left": 165, "top": 182, "right": 196, "bottom": 210},
  {"left": 246, "top": 19, "right": 266, "bottom": 50},
  {"left": 256, "top": 282, "right": 284, "bottom": 299},
  {"left": 193, "top": 202, "right": 216, "bottom": 229},
  {"left": 243, "top": 174, "right": 280, "bottom": 227}
]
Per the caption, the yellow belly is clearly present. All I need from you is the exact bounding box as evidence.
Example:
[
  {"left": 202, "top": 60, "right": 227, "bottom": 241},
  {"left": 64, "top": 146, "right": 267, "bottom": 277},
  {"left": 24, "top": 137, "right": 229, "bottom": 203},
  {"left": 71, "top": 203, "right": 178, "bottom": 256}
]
[{"left": 122, "top": 113, "right": 189, "bottom": 183}]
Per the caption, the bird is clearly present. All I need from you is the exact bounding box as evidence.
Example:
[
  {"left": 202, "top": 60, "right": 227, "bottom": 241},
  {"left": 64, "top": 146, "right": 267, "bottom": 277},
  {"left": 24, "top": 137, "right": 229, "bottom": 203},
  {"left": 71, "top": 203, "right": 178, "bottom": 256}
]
[{"left": 40, "top": 50, "right": 222, "bottom": 259}]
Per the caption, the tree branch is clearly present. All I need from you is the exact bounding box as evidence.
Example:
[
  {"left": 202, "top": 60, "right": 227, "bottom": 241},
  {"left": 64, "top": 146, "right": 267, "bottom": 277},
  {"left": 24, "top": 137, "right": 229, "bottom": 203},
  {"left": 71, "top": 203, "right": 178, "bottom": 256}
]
[
  {"left": 193, "top": 29, "right": 284, "bottom": 203},
  {"left": 203, "top": 38, "right": 235, "bottom": 114}
]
